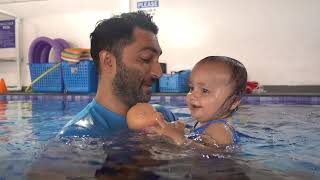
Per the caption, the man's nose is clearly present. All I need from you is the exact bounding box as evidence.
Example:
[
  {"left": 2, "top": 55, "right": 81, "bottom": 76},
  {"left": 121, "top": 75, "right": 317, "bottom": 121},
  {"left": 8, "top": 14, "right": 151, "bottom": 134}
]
[{"left": 151, "top": 62, "right": 162, "bottom": 79}]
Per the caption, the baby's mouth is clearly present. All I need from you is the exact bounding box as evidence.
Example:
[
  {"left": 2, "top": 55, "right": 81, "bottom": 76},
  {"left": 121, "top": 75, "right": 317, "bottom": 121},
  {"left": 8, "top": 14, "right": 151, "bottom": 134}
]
[{"left": 190, "top": 104, "right": 201, "bottom": 109}]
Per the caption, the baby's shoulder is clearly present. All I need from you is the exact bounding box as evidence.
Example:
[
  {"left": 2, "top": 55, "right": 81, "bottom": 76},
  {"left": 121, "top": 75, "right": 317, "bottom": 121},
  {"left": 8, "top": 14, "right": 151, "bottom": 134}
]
[{"left": 203, "top": 122, "right": 234, "bottom": 145}]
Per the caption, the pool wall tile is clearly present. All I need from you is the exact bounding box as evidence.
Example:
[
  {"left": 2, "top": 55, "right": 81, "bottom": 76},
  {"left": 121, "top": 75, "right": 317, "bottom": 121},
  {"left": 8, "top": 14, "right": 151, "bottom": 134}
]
[
  {"left": 1, "top": 95, "right": 320, "bottom": 105},
  {"left": 311, "top": 97, "right": 319, "bottom": 105}
]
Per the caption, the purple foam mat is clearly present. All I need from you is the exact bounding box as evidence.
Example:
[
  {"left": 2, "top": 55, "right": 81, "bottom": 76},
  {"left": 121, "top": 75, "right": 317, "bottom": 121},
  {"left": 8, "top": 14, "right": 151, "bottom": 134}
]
[
  {"left": 1, "top": 95, "right": 320, "bottom": 105},
  {"left": 28, "top": 37, "right": 70, "bottom": 64}
]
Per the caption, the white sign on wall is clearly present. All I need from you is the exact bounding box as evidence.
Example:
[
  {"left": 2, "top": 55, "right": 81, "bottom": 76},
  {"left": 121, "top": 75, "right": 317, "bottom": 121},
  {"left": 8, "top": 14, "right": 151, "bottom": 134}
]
[
  {"left": 0, "top": 20, "right": 15, "bottom": 48},
  {"left": 133, "top": 0, "right": 159, "bottom": 17}
]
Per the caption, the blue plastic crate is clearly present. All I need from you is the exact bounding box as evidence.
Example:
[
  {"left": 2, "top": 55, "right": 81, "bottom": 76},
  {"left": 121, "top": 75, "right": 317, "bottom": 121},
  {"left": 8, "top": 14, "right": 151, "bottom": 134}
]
[
  {"left": 29, "top": 63, "right": 64, "bottom": 92},
  {"left": 159, "top": 70, "right": 191, "bottom": 93},
  {"left": 62, "top": 60, "right": 98, "bottom": 93},
  {"left": 152, "top": 80, "right": 159, "bottom": 93}
]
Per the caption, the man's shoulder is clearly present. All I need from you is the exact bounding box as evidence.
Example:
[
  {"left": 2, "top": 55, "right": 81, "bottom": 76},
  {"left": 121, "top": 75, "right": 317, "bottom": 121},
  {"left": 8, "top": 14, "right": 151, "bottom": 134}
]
[
  {"left": 57, "top": 103, "right": 96, "bottom": 137},
  {"left": 57, "top": 100, "right": 127, "bottom": 138},
  {"left": 58, "top": 102, "right": 104, "bottom": 137}
]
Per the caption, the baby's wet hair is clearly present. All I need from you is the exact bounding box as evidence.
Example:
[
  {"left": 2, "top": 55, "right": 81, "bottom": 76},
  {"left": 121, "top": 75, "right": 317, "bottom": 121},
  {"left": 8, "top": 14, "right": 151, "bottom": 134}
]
[{"left": 196, "top": 56, "right": 248, "bottom": 97}]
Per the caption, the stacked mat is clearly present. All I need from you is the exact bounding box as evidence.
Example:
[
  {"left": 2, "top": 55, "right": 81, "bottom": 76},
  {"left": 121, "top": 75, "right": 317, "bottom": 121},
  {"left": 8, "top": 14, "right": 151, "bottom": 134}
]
[{"left": 61, "top": 48, "right": 92, "bottom": 63}]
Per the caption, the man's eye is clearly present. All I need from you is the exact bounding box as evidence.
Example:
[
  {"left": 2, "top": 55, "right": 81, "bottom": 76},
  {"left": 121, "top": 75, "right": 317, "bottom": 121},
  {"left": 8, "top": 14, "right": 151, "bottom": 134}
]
[{"left": 141, "top": 57, "right": 151, "bottom": 64}]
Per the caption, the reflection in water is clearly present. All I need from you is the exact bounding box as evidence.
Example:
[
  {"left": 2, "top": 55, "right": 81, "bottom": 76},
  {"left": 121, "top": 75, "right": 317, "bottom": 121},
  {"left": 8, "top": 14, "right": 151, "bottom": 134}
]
[
  {"left": 0, "top": 100, "right": 34, "bottom": 145},
  {"left": 0, "top": 100, "right": 7, "bottom": 120},
  {"left": 28, "top": 131, "right": 293, "bottom": 180},
  {"left": 95, "top": 149, "right": 164, "bottom": 180},
  {"left": 0, "top": 100, "right": 8, "bottom": 142},
  {"left": 0, "top": 100, "right": 35, "bottom": 179},
  {"left": 95, "top": 148, "right": 252, "bottom": 180},
  {"left": 1, "top": 101, "right": 318, "bottom": 180}
]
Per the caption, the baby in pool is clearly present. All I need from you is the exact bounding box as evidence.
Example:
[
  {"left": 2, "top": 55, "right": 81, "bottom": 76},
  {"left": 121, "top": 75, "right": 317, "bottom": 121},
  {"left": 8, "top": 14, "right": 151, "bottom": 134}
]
[{"left": 127, "top": 56, "right": 248, "bottom": 147}]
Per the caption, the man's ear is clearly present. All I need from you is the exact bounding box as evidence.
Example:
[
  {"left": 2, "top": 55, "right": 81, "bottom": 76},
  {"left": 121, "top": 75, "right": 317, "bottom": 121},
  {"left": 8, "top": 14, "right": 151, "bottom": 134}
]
[
  {"left": 230, "top": 97, "right": 241, "bottom": 111},
  {"left": 99, "top": 50, "right": 116, "bottom": 73}
]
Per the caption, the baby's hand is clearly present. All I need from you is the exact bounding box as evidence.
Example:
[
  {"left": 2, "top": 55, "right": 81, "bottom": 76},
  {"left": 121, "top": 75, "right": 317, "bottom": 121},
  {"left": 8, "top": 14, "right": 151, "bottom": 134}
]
[
  {"left": 151, "top": 118, "right": 186, "bottom": 145},
  {"left": 169, "top": 120, "right": 186, "bottom": 135}
]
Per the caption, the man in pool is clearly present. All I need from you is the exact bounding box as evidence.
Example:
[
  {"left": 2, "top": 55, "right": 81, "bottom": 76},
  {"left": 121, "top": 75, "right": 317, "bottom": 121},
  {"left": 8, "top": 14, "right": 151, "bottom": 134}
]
[{"left": 58, "top": 11, "right": 176, "bottom": 138}]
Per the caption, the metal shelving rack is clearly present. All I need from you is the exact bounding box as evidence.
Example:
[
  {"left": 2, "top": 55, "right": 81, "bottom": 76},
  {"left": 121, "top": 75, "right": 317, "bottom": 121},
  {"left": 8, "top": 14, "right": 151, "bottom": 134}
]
[{"left": 0, "top": 10, "right": 22, "bottom": 91}]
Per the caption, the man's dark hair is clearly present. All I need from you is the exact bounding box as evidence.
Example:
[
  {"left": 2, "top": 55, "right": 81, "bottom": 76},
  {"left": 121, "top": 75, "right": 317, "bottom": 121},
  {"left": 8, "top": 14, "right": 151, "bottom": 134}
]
[
  {"left": 90, "top": 11, "right": 158, "bottom": 72},
  {"left": 197, "top": 56, "right": 248, "bottom": 97}
]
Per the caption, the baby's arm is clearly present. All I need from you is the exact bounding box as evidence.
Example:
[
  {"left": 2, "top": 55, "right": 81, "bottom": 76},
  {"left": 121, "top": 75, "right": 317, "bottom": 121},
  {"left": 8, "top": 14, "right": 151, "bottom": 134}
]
[
  {"left": 153, "top": 117, "right": 235, "bottom": 147},
  {"left": 152, "top": 117, "right": 186, "bottom": 145},
  {"left": 153, "top": 118, "right": 234, "bottom": 147},
  {"left": 202, "top": 123, "right": 234, "bottom": 146}
]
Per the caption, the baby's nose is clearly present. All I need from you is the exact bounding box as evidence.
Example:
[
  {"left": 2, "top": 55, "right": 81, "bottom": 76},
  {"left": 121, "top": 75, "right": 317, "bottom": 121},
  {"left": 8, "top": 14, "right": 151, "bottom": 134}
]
[
  {"left": 188, "top": 92, "right": 199, "bottom": 102},
  {"left": 192, "top": 90, "right": 202, "bottom": 98}
]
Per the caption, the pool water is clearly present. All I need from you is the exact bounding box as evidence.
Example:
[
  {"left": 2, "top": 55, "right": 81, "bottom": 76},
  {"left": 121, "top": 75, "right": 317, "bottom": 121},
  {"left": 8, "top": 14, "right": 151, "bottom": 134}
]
[{"left": 0, "top": 97, "right": 319, "bottom": 179}]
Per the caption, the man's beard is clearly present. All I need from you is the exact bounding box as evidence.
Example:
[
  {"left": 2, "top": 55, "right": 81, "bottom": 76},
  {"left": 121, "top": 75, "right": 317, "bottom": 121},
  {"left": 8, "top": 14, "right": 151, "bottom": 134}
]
[{"left": 112, "top": 61, "right": 152, "bottom": 108}]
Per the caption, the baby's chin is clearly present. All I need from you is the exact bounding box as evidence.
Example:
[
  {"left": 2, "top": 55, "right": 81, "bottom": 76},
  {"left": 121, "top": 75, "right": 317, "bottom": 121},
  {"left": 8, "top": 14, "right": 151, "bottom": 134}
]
[{"left": 191, "top": 115, "right": 211, "bottom": 123}]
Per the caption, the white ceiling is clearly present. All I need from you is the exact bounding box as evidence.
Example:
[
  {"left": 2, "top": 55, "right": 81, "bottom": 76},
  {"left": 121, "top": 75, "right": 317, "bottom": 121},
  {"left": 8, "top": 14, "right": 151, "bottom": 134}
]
[
  {"left": 0, "top": 0, "right": 47, "bottom": 4},
  {"left": 0, "top": 0, "right": 125, "bottom": 18}
]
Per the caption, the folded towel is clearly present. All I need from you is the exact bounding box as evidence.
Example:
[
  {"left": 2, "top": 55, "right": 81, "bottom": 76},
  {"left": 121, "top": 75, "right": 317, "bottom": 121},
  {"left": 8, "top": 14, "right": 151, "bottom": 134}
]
[
  {"left": 64, "top": 48, "right": 90, "bottom": 55},
  {"left": 61, "top": 48, "right": 92, "bottom": 63},
  {"left": 61, "top": 51, "right": 81, "bottom": 59}
]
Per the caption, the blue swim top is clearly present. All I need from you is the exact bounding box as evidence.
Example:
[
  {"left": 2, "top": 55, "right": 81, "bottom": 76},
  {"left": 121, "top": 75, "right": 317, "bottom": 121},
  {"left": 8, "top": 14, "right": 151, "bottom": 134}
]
[
  {"left": 58, "top": 99, "right": 178, "bottom": 138},
  {"left": 58, "top": 99, "right": 128, "bottom": 138},
  {"left": 188, "top": 119, "right": 240, "bottom": 144}
]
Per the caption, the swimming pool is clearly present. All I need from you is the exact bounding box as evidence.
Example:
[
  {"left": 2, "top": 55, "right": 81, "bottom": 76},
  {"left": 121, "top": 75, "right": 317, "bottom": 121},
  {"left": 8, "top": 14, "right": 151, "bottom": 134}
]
[{"left": 0, "top": 95, "right": 319, "bottom": 179}]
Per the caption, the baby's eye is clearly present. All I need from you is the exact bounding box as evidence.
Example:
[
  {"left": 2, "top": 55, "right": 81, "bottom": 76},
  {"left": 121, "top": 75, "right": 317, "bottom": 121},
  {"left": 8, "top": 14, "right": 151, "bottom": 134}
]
[
  {"left": 189, "top": 86, "right": 194, "bottom": 92},
  {"left": 202, "top": 88, "right": 209, "bottom": 94}
]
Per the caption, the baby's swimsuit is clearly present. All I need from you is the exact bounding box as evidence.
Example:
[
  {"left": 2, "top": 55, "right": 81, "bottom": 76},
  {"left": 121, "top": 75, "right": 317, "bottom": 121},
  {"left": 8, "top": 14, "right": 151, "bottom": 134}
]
[{"left": 188, "top": 119, "right": 239, "bottom": 143}]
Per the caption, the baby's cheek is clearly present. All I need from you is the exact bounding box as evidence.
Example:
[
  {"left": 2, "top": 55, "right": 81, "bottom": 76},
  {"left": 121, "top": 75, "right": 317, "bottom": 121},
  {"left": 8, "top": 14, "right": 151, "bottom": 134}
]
[
  {"left": 186, "top": 94, "right": 191, "bottom": 105},
  {"left": 206, "top": 95, "right": 219, "bottom": 105}
]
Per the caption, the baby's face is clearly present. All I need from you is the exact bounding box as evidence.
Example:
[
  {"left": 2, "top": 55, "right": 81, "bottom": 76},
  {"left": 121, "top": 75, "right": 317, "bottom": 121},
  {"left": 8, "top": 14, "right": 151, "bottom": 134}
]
[{"left": 186, "top": 62, "right": 234, "bottom": 123}]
